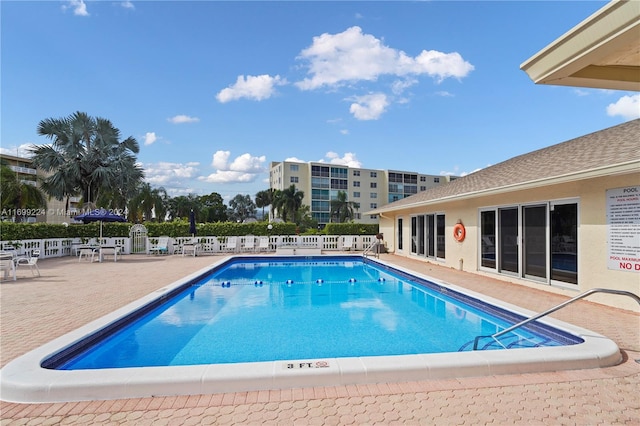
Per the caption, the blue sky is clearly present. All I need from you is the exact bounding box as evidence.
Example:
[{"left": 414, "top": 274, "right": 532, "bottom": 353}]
[{"left": 2, "top": 1, "right": 638, "bottom": 202}]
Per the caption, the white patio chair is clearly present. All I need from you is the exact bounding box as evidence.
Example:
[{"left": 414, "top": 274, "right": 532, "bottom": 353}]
[
  {"left": 226, "top": 236, "right": 238, "bottom": 253},
  {"left": 16, "top": 250, "right": 41, "bottom": 277},
  {"left": 149, "top": 236, "right": 170, "bottom": 255},
  {"left": 243, "top": 236, "right": 255, "bottom": 252},
  {"left": 258, "top": 237, "right": 270, "bottom": 252},
  {"left": 0, "top": 252, "right": 16, "bottom": 281},
  {"left": 342, "top": 236, "right": 354, "bottom": 251}
]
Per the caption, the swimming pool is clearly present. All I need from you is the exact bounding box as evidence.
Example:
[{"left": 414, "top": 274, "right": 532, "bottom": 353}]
[{"left": 0, "top": 255, "right": 621, "bottom": 403}]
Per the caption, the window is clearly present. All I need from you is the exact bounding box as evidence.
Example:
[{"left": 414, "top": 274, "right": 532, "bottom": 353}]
[
  {"left": 331, "top": 167, "right": 348, "bottom": 178},
  {"left": 398, "top": 218, "right": 403, "bottom": 250},
  {"left": 290, "top": 176, "right": 298, "bottom": 183},
  {"left": 312, "top": 165, "right": 329, "bottom": 177},
  {"left": 290, "top": 164, "right": 299, "bottom": 172},
  {"left": 370, "top": 193, "right": 377, "bottom": 199},
  {"left": 311, "top": 200, "right": 330, "bottom": 211},
  {"left": 353, "top": 181, "right": 360, "bottom": 187},
  {"left": 353, "top": 170, "right": 360, "bottom": 176},
  {"left": 311, "top": 177, "right": 329, "bottom": 188},
  {"left": 434, "top": 177, "right": 440, "bottom": 183},
  {"left": 353, "top": 191, "right": 360, "bottom": 198},
  {"left": 369, "top": 215, "right": 378, "bottom": 219},
  {"left": 331, "top": 179, "right": 348, "bottom": 189},
  {"left": 370, "top": 171, "right": 377, "bottom": 178},
  {"left": 370, "top": 203, "right": 377, "bottom": 209},
  {"left": 389, "top": 172, "right": 402, "bottom": 183},
  {"left": 370, "top": 182, "right": 377, "bottom": 188},
  {"left": 354, "top": 213, "right": 361, "bottom": 219},
  {"left": 404, "top": 174, "right": 417, "bottom": 184},
  {"left": 420, "top": 186, "right": 426, "bottom": 191},
  {"left": 312, "top": 189, "right": 329, "bottom": 200},
  {"left": 479, "top": 201, "right": 578, "bottom": 286},
  {"left": 420, "top": 176, "right": 426, "bottom": 182}
]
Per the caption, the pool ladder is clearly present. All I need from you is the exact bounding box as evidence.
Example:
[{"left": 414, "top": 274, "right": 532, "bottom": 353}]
[
  {"left": 472, "top": 288, "right": 640, "bottom": 350},
  {"left": 363, "top": 239, "right": 380, "bottom": 258}
]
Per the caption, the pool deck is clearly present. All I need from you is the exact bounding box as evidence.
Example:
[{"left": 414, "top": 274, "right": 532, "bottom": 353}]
[{"left": 1, "top": 253, "right": 638, "bottom": 424}]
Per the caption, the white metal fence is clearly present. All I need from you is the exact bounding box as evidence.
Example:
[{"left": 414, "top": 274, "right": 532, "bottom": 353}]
[{"left": 0, "top": 235, "right": 381, "bottom": 259}]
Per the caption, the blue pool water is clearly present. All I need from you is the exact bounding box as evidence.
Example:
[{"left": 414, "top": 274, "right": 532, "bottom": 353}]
[{"left": 48, "top": 257, "right": 582, "bottom": 370}]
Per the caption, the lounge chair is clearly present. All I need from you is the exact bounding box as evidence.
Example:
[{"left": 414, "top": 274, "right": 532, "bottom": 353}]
[
  {"left": 226, "top": 236, "right": 238, "bottom": 253},
  {"left": 342, "top": 236, "right": 354, "bottom": 251},
  {"left": 16, "top": 250, "right": 40, "bottom": 277},
  {"left": 258, "top": 236, "right": 270, "bottom": 252},
  {"left": 182, "top": 239, "right": 200, "bottom": 257},
  {"left": 149, "top": 236, "right": 170, "bottom": 255},
  {"left": 243, "top": 236, "right": 255, "bottom": 252},
  {"left": 0, "top": 252, "right": 16, "bottom": 281}
]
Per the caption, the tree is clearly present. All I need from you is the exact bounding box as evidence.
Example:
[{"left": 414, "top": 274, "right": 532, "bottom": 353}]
[
  {"left": 199, "top": 192, "right": 227, "bottom": 222},
  {"left": 127, "top": 183, "right": 169, "bottom": 223},
  {"left": 167, "top": 194, "right": 201, "bottom": 220},
  {"left": 272, "top": 184, "right": 304, "bottom": 223},
  {"left": 227, "top": 194, "right": 257, "bottom": 223},
  {"left": 0, "top": 165, "right": 48, "bottom": 222},
  {"left": 30, "top": 111, "right": 143, "bottom": 208},
  {"left": 330, "top": 190, "right": 359, "bottom": 223},
  {"left": 255, "top": 189, "right": 274, "bottom": 220}
]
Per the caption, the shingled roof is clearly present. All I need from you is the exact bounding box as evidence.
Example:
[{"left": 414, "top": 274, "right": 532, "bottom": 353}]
[{"left": 374, "top": 119, "right": 640, "bottom": 213}]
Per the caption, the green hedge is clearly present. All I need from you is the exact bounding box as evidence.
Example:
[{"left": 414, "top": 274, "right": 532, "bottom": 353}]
[
  {"left": 0, "top": 221, "right": 299, "bottom": 240},
  {"left": 322, "top": 223, "right": 379, "bottom": 235}
]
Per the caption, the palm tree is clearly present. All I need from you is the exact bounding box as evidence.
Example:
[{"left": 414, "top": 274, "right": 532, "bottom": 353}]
[
  {"left": 0, "top": 165, "right": 48, "bottom": 222},
  {"left": 330, "top": 190, "right": 359, "bottom": 223},
  {"left": 128, "top": 183, "right": 169, "bottom": 222},
  {"left": 167, "top": 194, "right": 201, "bottom": 220},
  {"left": 255, "top": 189, "right": 274, "bottom": 220},
  {"left": 272, "top": 185, "right": 304, "bottom": 223},
  {"left": 30, "top": 111, "right": 143, "bottom": 208}
]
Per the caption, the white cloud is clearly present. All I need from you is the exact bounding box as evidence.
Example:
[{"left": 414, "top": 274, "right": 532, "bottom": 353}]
[
  {"left": 216, "top": 74, "right": 286, "bottom": 103},
  {"left": 348, "top": 93, "right": 389, "bottom": 120},
  {"left": 391, "top": 78, "right": 418, "bottom": 95},
  {"left": 0, "top": 143, "right": 34, "bottom": 158},
  {"left": 167, "top": 115, "right": 200, "bottom": 124},
  {"left": 606, "top": 94, "right": 640, "bottom": 120},
  {"left": 340, "top": 129, "right": 349, "bottom": 135},
  {"left": 284, "top": 157, "right": 306, "bottom": 163},
  {"left": 295, "top": 26, "right": 473, "bottom": 90},
  {"left": 144, "top": 161, "right": 200, "bottom": 188},
  {"left": 203, "top": 151, "right": 267, "bottom": 183},
  {"left": 121, "top": 1, "right": 135, "bottom": 9},
  {"left": 143, "top": 132, "right": 158, "bottom": 146},
  {"left": 435, "top": 91, "right": 454, "bottom": 97},
  {"left": 63, "top": 0, "right": 89, "bottom": 16},
  {"left": 199, "top": 170, "right": 257, "bottom": 184},
  {"left": 323, "top": 152, "right": 362, "bottom": 168}
]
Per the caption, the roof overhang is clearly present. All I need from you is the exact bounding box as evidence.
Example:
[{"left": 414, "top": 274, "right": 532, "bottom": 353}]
[{"left": 521, "top": 1, "right": 640, "bottom": 91}]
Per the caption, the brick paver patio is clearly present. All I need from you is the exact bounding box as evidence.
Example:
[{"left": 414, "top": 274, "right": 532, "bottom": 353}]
[{"left": 1, "top": 253, "right": 638, "bottom": 424}]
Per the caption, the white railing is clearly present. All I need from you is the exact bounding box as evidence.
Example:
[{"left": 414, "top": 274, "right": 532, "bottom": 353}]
[{"left": 0, "top": 235, "right": 381, "bottom": 259}]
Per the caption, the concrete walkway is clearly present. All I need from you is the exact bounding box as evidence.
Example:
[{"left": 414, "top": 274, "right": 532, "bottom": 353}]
[{"left": 1, "top": 253, "right": 638, "bottom": 425}]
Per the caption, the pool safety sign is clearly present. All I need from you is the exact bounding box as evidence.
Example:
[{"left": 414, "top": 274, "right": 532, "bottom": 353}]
[{"left": 606, "top": 186, "right": 640, "bottom": 272}]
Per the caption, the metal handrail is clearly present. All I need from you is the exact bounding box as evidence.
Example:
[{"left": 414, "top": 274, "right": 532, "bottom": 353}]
[
  {"left": 472, "top": 288, "right": 640, "bottom": 350},
  {"left": 363, "top": 240, "right": 379, "bottom": 258}
]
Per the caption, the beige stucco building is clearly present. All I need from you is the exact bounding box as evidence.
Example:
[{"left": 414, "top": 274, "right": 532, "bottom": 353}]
[
  {"left": 270, "top": 161, "right": 457, "bottom": 225},
  {"left": 1, "top": 153, "right": 82, "bottom": 224},
  {"left": 371, "top": 0, "right": 640, "bottom": 312}
]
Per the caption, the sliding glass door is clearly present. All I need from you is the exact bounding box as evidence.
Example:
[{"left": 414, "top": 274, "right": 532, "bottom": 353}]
[
  {"left": 523, "top": 205, "right": 547, "bottom": 280},
  {"left": 498, "top": 208, "right": 519, "bottom": 274}
]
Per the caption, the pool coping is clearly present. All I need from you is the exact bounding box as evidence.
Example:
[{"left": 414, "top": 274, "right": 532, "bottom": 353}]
[{"left": 0, "top": 255, "right": 622, "bottom": 403}]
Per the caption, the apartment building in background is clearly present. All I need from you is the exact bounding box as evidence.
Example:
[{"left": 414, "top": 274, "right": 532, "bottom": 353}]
[
  {"left": 269, "top": 160, "right": 457, "bottom": 225},
  {"left": 0, "top": 153, "right": 81, "bottom": 224}
]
